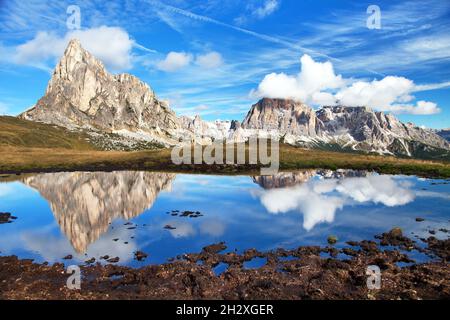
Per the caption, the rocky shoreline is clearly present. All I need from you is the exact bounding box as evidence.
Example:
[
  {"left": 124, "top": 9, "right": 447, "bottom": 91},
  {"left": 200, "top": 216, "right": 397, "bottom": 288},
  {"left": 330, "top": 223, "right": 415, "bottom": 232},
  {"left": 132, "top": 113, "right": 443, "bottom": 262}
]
[{"left": 0, "top": 229, "right": 449, "bottom": 300}]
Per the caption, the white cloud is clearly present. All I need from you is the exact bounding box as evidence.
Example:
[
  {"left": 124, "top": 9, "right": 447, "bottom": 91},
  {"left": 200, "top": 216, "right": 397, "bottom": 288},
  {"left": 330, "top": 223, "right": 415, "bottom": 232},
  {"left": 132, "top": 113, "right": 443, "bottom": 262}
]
[
  {"left": 165, "top": 220, "right": 196, "bottom": 238},
  {"left": 252, "top": 54, "right": 344, "bottom": 103},
  {"left": 258, "top": 183, "right": 345, "bottom": 231},
  {"left": 335, "top": 76, "right": 415, "bottom": 108},
  {"left": 195, "top": 51, "right": 224, "bottom": 68},
  {"left": 336, "top": 175, "right": 415, "bottom": 206},
  {"left": 252, "top": 54, "right": 443, "bottom": 115},
  {"left": 388, "top": 101, "right": 441, "bottom": 115},
  {"left": 13, "top": 26, "right": 135, "bottom": 72},
  {"left": 157, "top": 51, "right": 192, "bottom": 72},
  {"left": 200, "top": 219, "right": 226, "bottom": 237},
  {"left": 254, "top": 0, "right": 280, "bottom": 19},
  {"left": 257, "top": 174, "right": 415, "bottom": 231}
]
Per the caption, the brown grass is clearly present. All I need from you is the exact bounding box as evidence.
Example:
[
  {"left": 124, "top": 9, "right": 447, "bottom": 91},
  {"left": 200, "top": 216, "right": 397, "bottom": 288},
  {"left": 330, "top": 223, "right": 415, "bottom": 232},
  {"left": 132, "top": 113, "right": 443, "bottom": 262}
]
[{"left": 1, "top": 144, "right": 449, "bottom": 178}]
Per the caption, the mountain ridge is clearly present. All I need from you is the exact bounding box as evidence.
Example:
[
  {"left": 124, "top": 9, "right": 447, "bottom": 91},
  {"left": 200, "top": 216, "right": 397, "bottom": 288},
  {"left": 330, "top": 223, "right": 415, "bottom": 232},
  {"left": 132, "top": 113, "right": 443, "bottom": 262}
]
[{"left": 17, "top": 39, "right": 450, "bottom": 160}]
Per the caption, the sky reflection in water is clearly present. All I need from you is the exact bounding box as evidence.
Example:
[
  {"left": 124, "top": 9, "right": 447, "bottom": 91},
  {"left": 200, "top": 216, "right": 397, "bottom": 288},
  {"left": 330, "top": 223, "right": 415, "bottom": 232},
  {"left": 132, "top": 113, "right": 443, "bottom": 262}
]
[{"left": 0, "top": 170, "right": 448, "bottom": 267}]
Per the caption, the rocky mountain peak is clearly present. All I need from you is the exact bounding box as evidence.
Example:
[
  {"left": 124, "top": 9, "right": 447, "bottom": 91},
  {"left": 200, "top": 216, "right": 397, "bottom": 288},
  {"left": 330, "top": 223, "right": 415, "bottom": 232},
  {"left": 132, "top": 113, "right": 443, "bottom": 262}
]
[
  {"left": 242, "top": 98, "right": 318, "bottom": 136},
  {"left": 20, "top": 39, "right": 180, "bottom": 146}
]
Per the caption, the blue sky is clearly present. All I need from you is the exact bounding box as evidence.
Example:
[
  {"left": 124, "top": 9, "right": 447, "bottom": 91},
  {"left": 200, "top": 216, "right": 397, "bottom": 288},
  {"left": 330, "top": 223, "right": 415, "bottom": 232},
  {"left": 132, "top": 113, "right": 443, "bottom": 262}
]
[{"left": 0, "top": 0, "right": 449, "bottom": 129}]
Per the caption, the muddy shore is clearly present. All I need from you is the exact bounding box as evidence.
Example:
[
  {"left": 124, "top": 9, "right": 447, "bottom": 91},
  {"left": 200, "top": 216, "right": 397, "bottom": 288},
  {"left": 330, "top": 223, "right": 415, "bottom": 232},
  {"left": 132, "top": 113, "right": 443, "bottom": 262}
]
[{"left": 0, "top": 229, "right": 448, "bottom": 300}]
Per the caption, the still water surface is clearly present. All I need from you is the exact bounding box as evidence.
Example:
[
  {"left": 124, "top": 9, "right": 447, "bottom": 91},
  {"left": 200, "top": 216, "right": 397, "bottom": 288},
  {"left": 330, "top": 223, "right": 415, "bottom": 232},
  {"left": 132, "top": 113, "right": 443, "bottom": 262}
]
[{"left": 0, "top": 170, "right": 449, "bottom": 267}]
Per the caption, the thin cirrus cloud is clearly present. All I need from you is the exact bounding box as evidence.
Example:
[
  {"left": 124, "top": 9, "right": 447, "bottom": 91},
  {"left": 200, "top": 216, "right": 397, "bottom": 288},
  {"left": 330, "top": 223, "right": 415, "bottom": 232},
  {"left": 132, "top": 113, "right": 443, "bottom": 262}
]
[
  {"left": 253, "top": 0, "right": 280, "bottom": 19},
  {"left": 235, "top": 0, "right": 280, "bottom": 25},
  {"left": 252, "top": 54, "right": 445, "bottom": 115}
]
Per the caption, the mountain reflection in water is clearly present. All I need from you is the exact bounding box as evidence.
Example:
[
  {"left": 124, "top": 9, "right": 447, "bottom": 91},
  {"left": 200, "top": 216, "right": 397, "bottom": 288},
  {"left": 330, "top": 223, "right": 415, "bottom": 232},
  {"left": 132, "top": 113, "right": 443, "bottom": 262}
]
[
  {"left": 1, "top": 170, "right": 447, "bottom": 266},
  {"left": 23, "top": 172, "right": 175, "bottom": 253}
]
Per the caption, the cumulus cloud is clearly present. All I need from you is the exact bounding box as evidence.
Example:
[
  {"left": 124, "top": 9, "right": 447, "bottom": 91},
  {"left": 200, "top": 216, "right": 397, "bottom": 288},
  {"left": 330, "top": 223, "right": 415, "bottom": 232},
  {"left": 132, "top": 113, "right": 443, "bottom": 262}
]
[
  {"left": 195, "top": 51, "right": 224, "bottom": 68},
  {"left": 252, "top": 54, "right": 442, "bottom": 115},
  {"left": 257, "top": 174, "right": 415, "bottom": 231},
  {"left": 389, "top": 101, "right": 440, "bottom": 115},
  {"left": 336, "top": 175, "right": 415, "bottom": 206},
  {"left": 14, "top": 26, "right": 135, "bottom": 72},
  {"left": 253, "top": 54, "right": 344, "bottom": 103},
  {"left": 157, "top": 51, "right": 193, "bottom": 72},
  {"left": 258, "top": 184, "right": 344, "bottom": 231}
]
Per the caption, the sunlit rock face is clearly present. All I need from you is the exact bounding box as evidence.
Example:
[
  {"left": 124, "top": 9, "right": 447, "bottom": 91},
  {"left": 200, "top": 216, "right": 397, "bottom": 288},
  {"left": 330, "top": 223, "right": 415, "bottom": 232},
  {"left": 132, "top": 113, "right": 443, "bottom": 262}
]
[
  {"left": 179, "top": 115, "right": 232, "bottom": 144},
  {"left": 242, "top": 98, "right": 319, "bottom": 136},
  {"left": 23, "top": 171, "right": 175, "bottom": 253},
  {"left": 19, "top": 39, "right": 180, "bottom": 146},
  {"left": 240, "top": 99, "right": 450, "bottom": 157}
]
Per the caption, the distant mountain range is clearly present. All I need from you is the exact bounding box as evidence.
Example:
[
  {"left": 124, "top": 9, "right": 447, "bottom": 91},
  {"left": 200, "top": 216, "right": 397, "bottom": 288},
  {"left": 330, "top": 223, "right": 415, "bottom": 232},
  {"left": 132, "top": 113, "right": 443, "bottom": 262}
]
[
  {"left": 437, "top": 129, "right": 450, "bottom": 142},
  {"left": 19, "top": 39, "right": 450, "bottom": 160}
]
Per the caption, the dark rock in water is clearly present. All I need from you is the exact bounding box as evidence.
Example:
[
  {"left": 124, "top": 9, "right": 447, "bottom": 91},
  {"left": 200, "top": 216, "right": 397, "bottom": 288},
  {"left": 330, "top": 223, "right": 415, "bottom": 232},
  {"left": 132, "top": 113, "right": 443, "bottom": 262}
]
[
  {"left": 100, "top": 255, "right": 109, "bottom": 260},
  {"left": 327, "top": 235, "right": 338, "bottom": 245},
  {"left": 389, "top": 227, "right": 403, "bottom": 238},
  {"left": 416, "top": 217, "right": 425, "bottom": 222},
  {"left": 426, "top": 237, "right": 450, "bottom": 261},
  {"left": 376, "top": 228, "right": 416, "bottom": 251},
  {"left": 113, "top": 238, "right": 119, "bottom": 241},
  {"left": 63, "top": 255, "right": 73, "bottom": 260},
  {"left": 85, "top": 258, "right": 96, "bottom": 264},
  {"left": 124, "top": 222, "right": 133, "bottom": 226},
  {"left": 439, "top": 228, "right": 449, "bottom": 233},
  {"left": 0, "top": 212, "right": 16, "bottom": 224},
  {"left": 429, "top": 230, "right": 436, "bottom": 235},
  {"left": 202, "top": 242, "right": 227, "bottom": 254},
  {"left": 1, "top": 229, "right": 450, "bottom": 300},
  {"left": 107, "top": 257, "right": 120, "bottom": 263},
  {"left": 164, "top": 225, "right": 176, "bottom": 230},
  {"left": 342, "top": 248, "right": 359, "bottom": 257},
  {"left": 127, "top": 227, "right": 136, "bottom": 230},
  {"left": 134, "top": 251, "right": 148, "bottom": 261}
]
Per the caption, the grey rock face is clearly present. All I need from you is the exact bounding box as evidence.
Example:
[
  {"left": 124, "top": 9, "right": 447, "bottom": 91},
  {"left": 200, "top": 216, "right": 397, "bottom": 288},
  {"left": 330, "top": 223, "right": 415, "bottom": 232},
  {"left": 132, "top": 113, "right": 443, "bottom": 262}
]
[
  {"left": 20, "top": 39, "right": 180, "bottom": 145},
  {"left": 242, "top": 98, "right": 319, "bottom": 136},
  {"left": 179, "top": 115, "right": 231, "bottom": 143},
  {"left": 241, "top": 98, "right": 449, "bottom": 156}
]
